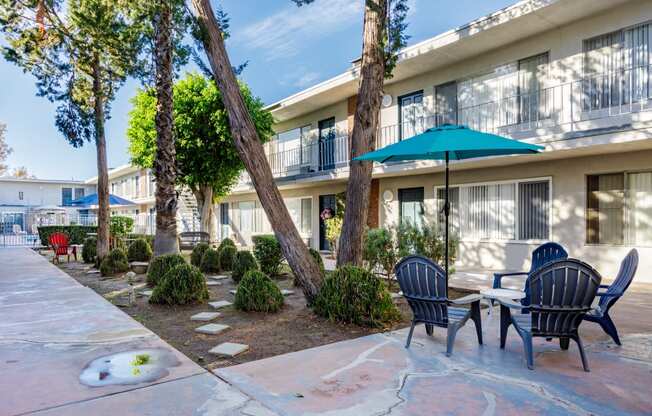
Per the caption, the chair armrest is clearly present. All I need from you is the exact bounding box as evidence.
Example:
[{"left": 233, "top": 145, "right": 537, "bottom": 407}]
[
  {"left": 493, "top": 271, "right": 528, "bottom": 288},
  {"left": 596, "top": 291, "right": 620, "bottom": 298},
  {"left": 599, "top": 284, "right": 611, "bottom": 289},
  {"left": 450, "top": 293, "right": 483, "bottom": 305},
  {"left": 495, "top": 297, "right": 528, "bottom": 310}
]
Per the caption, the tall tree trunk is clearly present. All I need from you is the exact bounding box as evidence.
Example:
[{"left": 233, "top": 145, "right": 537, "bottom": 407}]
[
  {"left": 92, "top": 54, "right": 110, "bottom": 260},
  {"left": 190, "top": 0, "right": 323, "bottom": 303},
  {"left": 336, "top": 0, "right": 387, "bottom": 267},
  {"left": 153, "top": 0, "right": 179, "bottom": 255},
  {"left": 193, "top": 185, "right": 215, "bottom": 242}
]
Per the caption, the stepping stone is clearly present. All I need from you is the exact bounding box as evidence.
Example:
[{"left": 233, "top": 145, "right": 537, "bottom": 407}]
[
  {"left": 390, "top": 292, "right": 402, "bottom": 299},
  {"left": 206, "top": 280, "right": 222, "bottom": 286},
  {"left": 280, "top": 289, "right": 294, "bottom": 296},
  {"left": 209, "top": 300, "right": 232, "bottom": 309},
  {"left": 190, "top": 312, "right": 221, "bottom": 321},
  {"left": 141, "top": 290, "right": 153, "bottom": 297},
  {"left": 195, "top": 323, "right": 230, "bottom": 335},
  {"left": 207, "top": 274, "right": 229, "bottom": 281},
  {"left": 229, "top": 289, "right": 237, "bottom": 295},
  {"left": 86, "top": 269, "right": 100, "bottom": 275},
  {"left": 209, "top": 342, "right": 249, "bottom": 357}
]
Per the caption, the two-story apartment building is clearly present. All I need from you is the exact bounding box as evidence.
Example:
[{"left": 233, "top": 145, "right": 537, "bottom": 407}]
[{"left": 219, "top": 0, "right": 652, "bottom": 281}]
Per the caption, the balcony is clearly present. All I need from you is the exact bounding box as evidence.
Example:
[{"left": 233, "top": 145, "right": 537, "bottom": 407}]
[{"left": 239, "top": 64, "right": 652, "bottom": 185}]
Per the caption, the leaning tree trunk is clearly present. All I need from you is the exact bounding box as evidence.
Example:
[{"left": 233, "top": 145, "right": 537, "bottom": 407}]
[
  {"left": 191, "top": 0, "right": 323, "bottom": 303},
  {"left": 337, "top": 0, "right": 387, "bottom": 267},
  {"left": 92, "top": 54, "right": 110, "bottom": 261},
  {"left": 152, "top": 0, "right": 179, "bottom": 255},
  {"left": 193, "top": 184, "right": 215, "bottom": 242}
]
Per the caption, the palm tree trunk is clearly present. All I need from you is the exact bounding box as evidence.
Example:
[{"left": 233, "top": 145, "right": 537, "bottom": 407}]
[
  {"left": 193, "top": 185, "right": 215, "bottom": 242},
  {"left": 190, "top": 0, "right": 323, "bottom": 303},
  {"left": 337, "top": 0, "right": 387, "bottom": 267},
  {"left": 153, "top": 0, "right": 179, "bottom": 255},
  {"left": 92, "top": 54, "right": 110, "bottom": 260}
]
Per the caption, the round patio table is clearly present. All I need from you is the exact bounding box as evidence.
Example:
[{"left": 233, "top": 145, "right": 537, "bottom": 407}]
[{"left": 479, "top": 288, "right": 526, "bottom": 316}]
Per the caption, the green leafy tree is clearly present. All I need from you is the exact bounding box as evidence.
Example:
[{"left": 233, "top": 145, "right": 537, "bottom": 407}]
[
  {"left": 127, "top": 72, "right": 273, "bottom": 240},
  {"left": 0, "top": 121, "right": 11, "bottom": 176},
  {"left": 0, "top": 0, "right": 144, "bottom": 260}
]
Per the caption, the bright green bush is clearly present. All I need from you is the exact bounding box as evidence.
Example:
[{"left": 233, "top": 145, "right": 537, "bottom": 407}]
[
  {"left": 109, "top": 216, "right": 134, "bottom": 237},
  {"left": 200, "top": 248, "right": 221, "bottom": 273},
  {"left": 363, "top": 228, "right": 397, "bottom": 280},
  {"left": 394, "top": 222, "right": 457, "bottom": 270},
  {"left": 314, "top": 265, "right": 400, "bottom": 327},
  {"left": 147, "top": 254, "right": 186, "bottom": 287},
  {"left": 149, "top": 263, "right": 209, "bottom": 305},
  {"left": 218, "top": 238, "right": 236, "bottom": 251},
  {"left": 81, "top": 237, "right": 97, "bottom": 264},
  {"left": 37, "top": 225, "right": 97, "bottom": 246},
  {"left": 127, "top": 238, "right": 152, "bottom": 262},
  {"left": 99, "top": 248, "right": 130, "bottom": 276},
  {"left": 219, "top": 245, "right": 237, "bottom": 271},
  {"left": 252, "top": 234, "right": 284, "bottom": 277},
  {"left": 232, "top": 250, "right": 259, "bottom": 283},
  {"left": 191, "top": 242, "right": 210, "bottom": 267},
  {"left": 234, "top": 270, "right": 284, "bottom": 313}
]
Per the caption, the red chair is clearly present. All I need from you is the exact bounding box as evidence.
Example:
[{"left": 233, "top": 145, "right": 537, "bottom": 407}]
[{"left": 49, "top": 232, "right": 76, "bottom": 263}]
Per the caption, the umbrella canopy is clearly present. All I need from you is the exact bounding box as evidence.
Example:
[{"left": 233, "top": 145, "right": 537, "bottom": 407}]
[
  {"left": 70, "top": 193, "right": 136, "bottom": 207},
  {"left": 355, "top": 124, "right": 543, "bottom": 283}
]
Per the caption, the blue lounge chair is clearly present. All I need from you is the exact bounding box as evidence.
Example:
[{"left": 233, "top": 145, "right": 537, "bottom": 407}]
[
  {"left": 493, "top": 242, "right": 568, "bottom": 306},
  {"left": 395, "top": 255, "right": 483, "bottom": 356},
  {"left": 584, "top": 249, "right": 638, "bottom": 345},
  {"left": 498, "top": 259, "right": 601, "bottom": 371}
]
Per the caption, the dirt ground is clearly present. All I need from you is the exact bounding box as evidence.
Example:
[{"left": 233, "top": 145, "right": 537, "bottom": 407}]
[{"left": 55, "top": 256, "right": 470, "bottom": 370}]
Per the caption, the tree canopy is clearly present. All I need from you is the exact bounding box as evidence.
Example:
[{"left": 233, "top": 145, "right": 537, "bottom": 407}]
[
  {"left": 0, "top": 122, "right": 10, "bottom": 176},
  {"left": 127, "top": 72, "right": 274, "bottom": 198}
]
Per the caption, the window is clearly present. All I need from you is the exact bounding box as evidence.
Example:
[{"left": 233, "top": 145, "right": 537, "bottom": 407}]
[
  {"left": 74, "top": 188, "right": 85, "bottom": 200},
  {"left": 134, "top": 176, "right": 140, "bottom": 197},
  {"left": 318, "top": 117, "right": 336, "bottom": 171},
  {"left": 399, "top": 91, "right": 424, "bottom": 139},
  {"left": 269, "top": 125, "right": 311, "bottom": 173},
  {"left": 587, "top": 172, "right": 652, "bottom": 245},
  {"left": 435, "top": 82, "right": 457, "bottom": 126},
  {"left": 436, "top": 179, "right": 550, "bottom": 241},
  {"left": 285, "top": 197, "right": 312, "bottom": 236},
  {"left": 61, "top": 188, "right": 73, "bottom": 206},
  {"left": 18, "top": 191, "right": 23, "bottom": 201},
  {"left": 399, "top": 188, "right": 424, "bottom": 228}
]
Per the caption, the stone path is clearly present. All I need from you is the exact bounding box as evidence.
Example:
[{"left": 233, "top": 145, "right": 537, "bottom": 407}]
[
  {"left": 0, "top": 248, "right": 275, "bottom": 416},
  {"left": 191, "top": 312, "right": 221, "bottom": 321},
  {"left": 195, "top": 323, "right": 230, "bottom": 335},
  {"left": 210, "top": 342, "right": 249, "bottom": 357},
  {"left": 209, "top": 300, "right": 232, "bottom": 309}
]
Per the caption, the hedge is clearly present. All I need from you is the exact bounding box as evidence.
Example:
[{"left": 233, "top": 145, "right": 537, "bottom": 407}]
[
  {"left": 147, "top": 254, "right": 186, "bottom": 287},
  {"left": 149, "top": 263, "right": 209, "bottom": 305},
  {"left": 234, "top": 270, "right": 284, "bottom": 313},
  {"left": 38, "top": 225, "right": 97, "bottom": 246},
  {"left": 252, "top": 235, "right": 284, "bottom": 277},
  {"left": 200, "top": 248, "right": 221, "bottom": 274},
  {"left": 232, "top": 250, "right": 259, "bottom": 283},
  {"left": 99, "top": 248, "right": 130, "bottom": 276},
  {"left": 127, "top": 238, "right": 153, "bottom": 262}
]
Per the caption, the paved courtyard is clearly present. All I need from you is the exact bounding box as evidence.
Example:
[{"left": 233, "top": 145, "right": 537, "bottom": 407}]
[{"left": 2, "top": 247, "right": 651, "bottom": 415}]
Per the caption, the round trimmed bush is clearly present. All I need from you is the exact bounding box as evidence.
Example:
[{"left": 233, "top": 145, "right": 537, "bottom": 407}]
[
  {"left": 81, "top": 237, "right": 97, "bottom": 264},
  {"left": 314, "top": 265, "right": 400, "bottom": 327},
  {"left": 127, "top": 238, "right": 152, "bottom": 262},
  {"left": 149, "top": 263, "right": 209, "bottom": 305},
  {"left": 191, "top": 242, "right": 210, "bottom": 267},
  {"left": 147, "top": 254, "right": 186, "bottom": 287},
  {"left": 252, "top": 235, "right": 284, "bottom": 277},
  {"left": 99, "top": 248, "right": 130, "bottom": 276},
  {"left": 234, "top": 270, "right": 284, "bottom": 313},
  {"left": 218, "top": 238, "right": 236, "bottom": 251},
  {"left": 232, "top": 250, "right": 258, "bottom": 283},
  {"left": 219, "top": 245, "right": 237, "bottom": 271},
  {"left": 200, "top": 248, "right": 221, "bottom": 273}
]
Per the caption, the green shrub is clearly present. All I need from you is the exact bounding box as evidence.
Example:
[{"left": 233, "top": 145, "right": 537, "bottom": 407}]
[
  {"left": 200, "top": 248, "right": 221, "bottom": 274},
  {"left": 234, "top": 270, "right": 284, "bottom": 313},
  {"left": 363, "top": 228, "right": 397, "bottom": 284},
  {"left": 147, "top": 254, "right": 186, "bottom": 287},
  {"left": 394, "top": 222, "right": 457, "bottom": 269},
  {"left": 37, "top": 225, "right": 97, "bottom": 246},
  {"left": 314, "top": 265, "right": 400, "bottom": 327},
  {"left": 218, "top": 238, "right": 236, "bottom": 251},
  {"left": 127, "top": 238, "right": 153, "bottom": 262},
  {"left": 81, "top": 237, "right": 97, "bottom": 264},
  {"left": 232, "top": 250, "right": 259, "bottom": 283},
  {"left": 99, "top": 248, "right": 130, "bottom": 276},
  {"left": 252, "top": 235, "right": 284, "bottom": 277},
  {"left": 219, "top": 245, "right": 237, "bottom": 271},
  {"left": 109, "top": 216, "right": 134, "bottom": 237},
  {"left": 309, "top": 248, "right": 325, "bottom": 275},
  {"left": 191, "top": 242, "right": 210, "bottom": 267},
  {"left": 127, "top": 233, "right": 154, "bottom": 247},
  {"left": 149, "top": 263, "right": 209, "bottom": 305}
]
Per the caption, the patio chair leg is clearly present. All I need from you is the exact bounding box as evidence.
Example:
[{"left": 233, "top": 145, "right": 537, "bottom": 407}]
[
  {"left": 522, "top": 333, "right": 534, "bottom": 370},
  {"left": 599, "top": 315, "right": 621, "bottom": 346},
  {"left": 560, "top": 337, "right": 570, "bottom": 350},
  {"left": 574, "top": 336, "right": 590, "bottom": 372},
  {"left": 500, "top": 305, "right": 511, "bottom": 349},
  {"left": 405, "top": 321, "right": 416, "bottom": 349},
  {"left": 425, "top": 324, "right": 434, "bottom": 336},
  {"left": 470, "top": 301, "right": 483, "bottom": 345},
  {"left": 446, "top": 324, "right": 460, "bottom": 357}
]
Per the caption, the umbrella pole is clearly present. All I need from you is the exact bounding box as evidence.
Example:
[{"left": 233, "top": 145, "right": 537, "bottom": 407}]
[{"left": 445, "top": 151, "right": 450, "bottom": 286}]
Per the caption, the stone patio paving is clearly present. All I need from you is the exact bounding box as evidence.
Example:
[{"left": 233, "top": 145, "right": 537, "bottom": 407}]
[{"left": 2, "top": 247, "right": 651, "bottom": 415}]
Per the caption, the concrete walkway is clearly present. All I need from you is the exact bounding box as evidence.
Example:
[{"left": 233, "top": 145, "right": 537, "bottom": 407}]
[{"left": 0, "top": 248, "right": 275, "bottom": 416}]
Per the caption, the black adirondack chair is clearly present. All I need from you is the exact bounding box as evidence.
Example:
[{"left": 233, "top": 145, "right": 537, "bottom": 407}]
[
  {"left": 584, "top": 249, "right": 638, "bottom": 345},
  {"left": 493, "top": 242, "right": 568, "bottom": 306},
  {"left": 498, "top": 259, "right": 601, "bottom": 371},
  {"left": 395, "top": 255, "right": 483, "bottom": 356}
]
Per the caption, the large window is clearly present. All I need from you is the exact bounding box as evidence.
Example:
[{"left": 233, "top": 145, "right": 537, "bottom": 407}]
[
  {"left": 234, "top": 197, "right": 313, "bottom": 240},
  {"left": 74, "top": 188, "right": 85, "bottom": 200},
  {"left": 436, "top": 179, "right": 550, "bottom": 241},
  {"left": 61, "top": 188, "right": 73, "bottom": 206},
  {"left": 399, "top": 188, "right": 424, "bottom": 228},
  {"left": 269, "top": 125, "right": 311, "bottom": 174},
  {"left": 285, "top": 197, "right": 312, "bottom": 236},
  {"left": 587, "top": 172, "right": 652, "bottom": 245},
  {"left": 399, "top": 91, "right": 424, "bottom": 140}
]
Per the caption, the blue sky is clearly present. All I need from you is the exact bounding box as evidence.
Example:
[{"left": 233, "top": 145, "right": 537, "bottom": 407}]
[{"left": 0, "top": 0, "right": 514, "bottom": 180}]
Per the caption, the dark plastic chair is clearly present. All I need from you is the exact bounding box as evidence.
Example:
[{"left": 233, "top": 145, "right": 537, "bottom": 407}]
[
  {"left": 584, "top": 249, "right": 638, "bottom": 345},
  {"left": 395, "top": 255, "right": 483, "bottom": 356},
  {"left": 498, "top": 258, "right": 601, "bottom": 371},
  {"left": 493, "top": 242, "right": 568, "bottom": 306}
]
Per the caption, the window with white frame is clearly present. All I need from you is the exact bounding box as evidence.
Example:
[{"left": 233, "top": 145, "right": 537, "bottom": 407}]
[
  {"left": 436, "top": 178, "right": 550, "bottom": 241},
  {"left": 235, "top": 197, "right": 312, "bottom": 237},
  {"left": 285, "top": 197, "right": 312, "bottom": 236}
]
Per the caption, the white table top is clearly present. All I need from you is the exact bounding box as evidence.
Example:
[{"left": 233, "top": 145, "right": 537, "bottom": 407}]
[{"left": 480, "top": 288, "right": 526, "bottom": 300}]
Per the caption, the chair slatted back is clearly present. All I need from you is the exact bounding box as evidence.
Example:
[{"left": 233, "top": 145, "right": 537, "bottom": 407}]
[
  {"left": 599, "top": 249, "right": 638, "bottom": 313},
  {"left": 49, "top": 232, "right": 70, "bottom": 256},
  {"left": 395, "top": 255, "right": 449, "bottom": 326},
  {"left": 530, "top": 242, "right": 568, "bottom": 273},
  {"left": 528, "top": 259, "right": 601, "bottom": 337}
]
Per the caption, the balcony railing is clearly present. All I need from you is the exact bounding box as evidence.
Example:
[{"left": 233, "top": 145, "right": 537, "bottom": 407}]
[{"left": 239, "top": 64, "right": 652, "bottom": 184}]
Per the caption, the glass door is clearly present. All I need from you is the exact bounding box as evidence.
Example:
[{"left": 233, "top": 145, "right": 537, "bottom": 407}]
[
  {"left": 318, "top": 118, "right": 336, "bottom": 171},
  {"left": 399, "top": 91, "right": 424, "bottom": 140},
  {"left": 399, "top": 187, "right": 424, "bottom": 228},
  {"left": 319, "top": 194, "right": 336, "bottom": 250}
]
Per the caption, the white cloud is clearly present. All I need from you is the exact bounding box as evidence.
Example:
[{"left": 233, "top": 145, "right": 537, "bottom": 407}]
[
  {"left": 294, "top": 71, "right": 321, "bottom": 88},
  {"left": 236, "top": 0, "right": 364, "bottom": 61}
]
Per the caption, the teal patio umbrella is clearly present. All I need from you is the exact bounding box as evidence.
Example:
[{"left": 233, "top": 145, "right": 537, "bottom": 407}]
[{"left": 355, "top": 124, "right": 543, "bottom": 279}]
